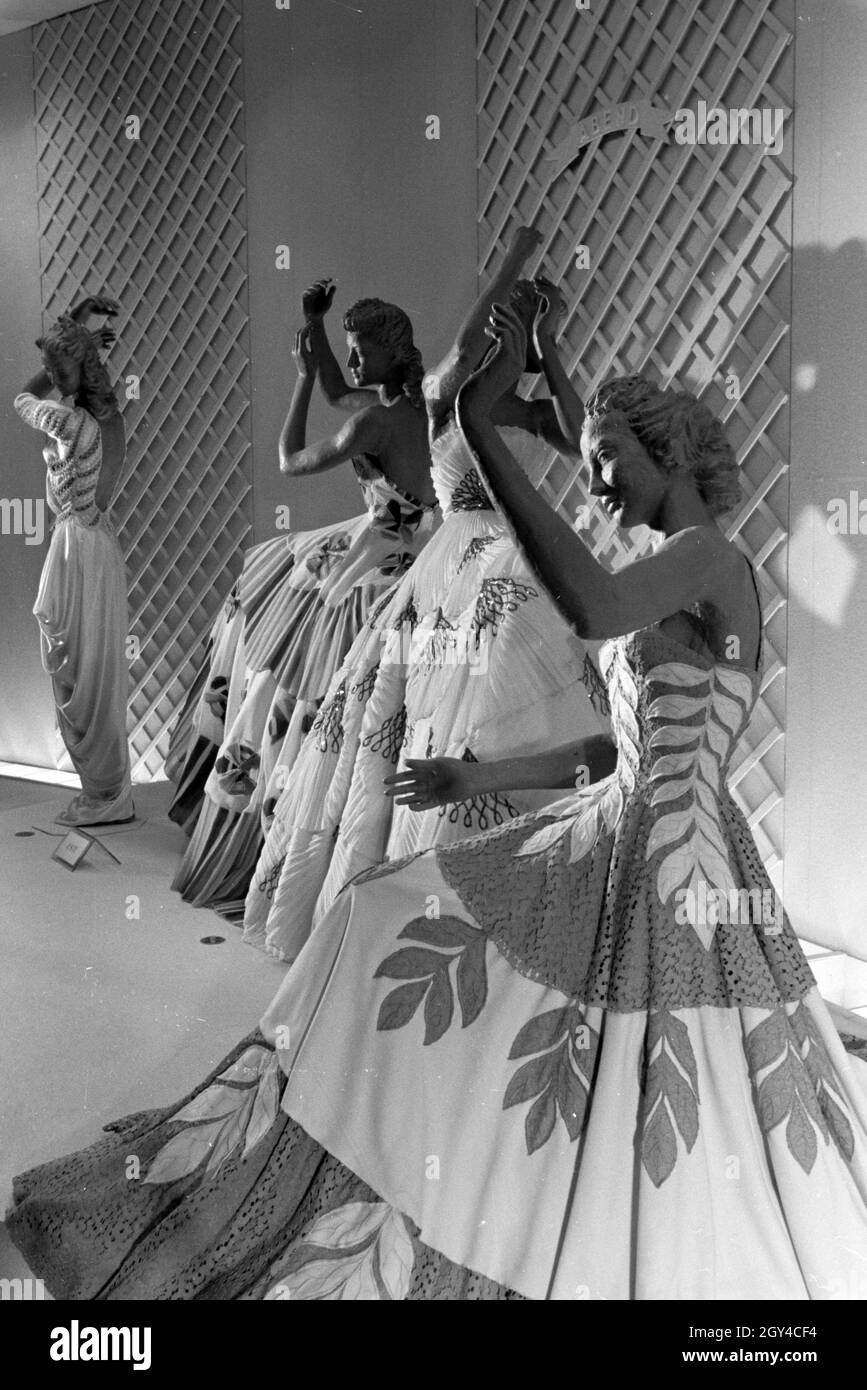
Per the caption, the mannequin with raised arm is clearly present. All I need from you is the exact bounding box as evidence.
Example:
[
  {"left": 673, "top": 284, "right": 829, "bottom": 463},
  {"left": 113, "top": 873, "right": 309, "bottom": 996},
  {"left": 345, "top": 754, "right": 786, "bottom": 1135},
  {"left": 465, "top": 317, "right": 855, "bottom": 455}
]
[
  {"left": 14, "top": 293, "right": 133, "bottom": 827},
  {"left": 166, "top": 289, "right": 437, "bottom": 917},
  {"left": 241, "top": 231, "right": 613, "bottom": 963},
  {"left": 11, "top": 323, "right": 867, "bottom": 1299}
]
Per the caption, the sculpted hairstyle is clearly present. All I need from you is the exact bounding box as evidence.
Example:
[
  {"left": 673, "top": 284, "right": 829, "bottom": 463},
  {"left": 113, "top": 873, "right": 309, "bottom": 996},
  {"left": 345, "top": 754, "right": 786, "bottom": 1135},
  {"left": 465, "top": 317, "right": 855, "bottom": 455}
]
[
  {"left": 343, "top": 298, "right": 425, "bottom": 410},
  {"left": 583, "top": 374, "right": 742, "bottom": 518},
  {"left": 37, "top": 314, "right": 119, "bottom": 421}
]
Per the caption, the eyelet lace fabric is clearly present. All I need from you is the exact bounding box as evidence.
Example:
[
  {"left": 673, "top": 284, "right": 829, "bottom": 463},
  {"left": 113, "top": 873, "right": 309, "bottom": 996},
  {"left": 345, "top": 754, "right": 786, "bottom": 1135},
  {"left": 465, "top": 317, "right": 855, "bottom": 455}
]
[
  {"left": 436, "top": 627, "right": 816, "bottom": 1012},
  {"left": 7, "top": 1031, "right": 523, "bottom": 1301}
]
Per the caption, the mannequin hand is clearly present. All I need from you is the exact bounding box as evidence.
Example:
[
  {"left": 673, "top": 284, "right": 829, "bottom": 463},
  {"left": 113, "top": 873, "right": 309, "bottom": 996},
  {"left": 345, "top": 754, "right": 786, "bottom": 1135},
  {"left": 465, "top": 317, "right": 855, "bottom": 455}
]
[
  {"left": 292, "top": 325, "right": 318, "bottom": 378},
  {"left": 384, "top": 756, "right": 478, "bottom": 810},
  {"left": 70, "top": 294, "right": 119, "bottom": 324},
  {"left": 461, "top": 300, "right": 528, "bottom": 407},
  {"left": 88, "top": 294, "right": 120, "bottom": 317},
  {"left": 302, "top": 279, "right": 336, "bottom": 322},
  {"left": 92, "top": 325, "right": 117, "bottom": 350},
  {"left": 532, "top": 275, "right": 567, "bottom": 344},
  {"left": 505, "top": 225, "right": 543, "bottom": 264}
]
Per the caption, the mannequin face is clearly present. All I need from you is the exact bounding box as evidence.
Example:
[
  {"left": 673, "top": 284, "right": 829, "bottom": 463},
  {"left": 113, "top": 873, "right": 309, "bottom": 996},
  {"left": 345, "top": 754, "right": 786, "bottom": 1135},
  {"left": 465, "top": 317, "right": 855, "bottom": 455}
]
[
  {"left": 582, "top": 412, "right": 669, "bottom": 530},
  {"left": 345, "top": 332, "right": 395, "bottom": 387},
  {"left": 44, "top": 351, "right": 81, "bottom": 398}
]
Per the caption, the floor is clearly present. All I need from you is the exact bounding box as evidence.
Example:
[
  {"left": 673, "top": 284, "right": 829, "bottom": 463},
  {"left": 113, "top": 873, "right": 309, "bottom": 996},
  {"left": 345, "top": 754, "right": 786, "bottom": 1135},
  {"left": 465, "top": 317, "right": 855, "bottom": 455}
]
[{"left": 0, "top": 777, "right": 282, "bottom": 1220}]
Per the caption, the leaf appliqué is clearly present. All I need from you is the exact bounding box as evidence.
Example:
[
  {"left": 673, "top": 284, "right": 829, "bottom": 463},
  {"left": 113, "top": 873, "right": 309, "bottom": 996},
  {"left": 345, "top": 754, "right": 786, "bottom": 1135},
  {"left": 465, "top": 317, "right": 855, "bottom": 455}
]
[
  {"left": 514, "top": 775, "right": 623, "bottom": 865},
  {"left": 744, "top": 1003, "right": 857, "bottom": 1171},
  {"left": 143, "top": 1045, "right": 283, "bottom": 1185},
  {"left": 638, "top": 1011, "right": 701, "bottom": 1187},
  {"left": 644, "top": 660, "right": 753, "bottom": 949},
  {"left": 374, "top": 915, "right": 489, "bottom": 1045},
  {"left": 503, "top": 1002, "right": 599, "bottom": 1155},
  {"left": 264, "top": 1202, "right": 414, "bottom": 1300}
]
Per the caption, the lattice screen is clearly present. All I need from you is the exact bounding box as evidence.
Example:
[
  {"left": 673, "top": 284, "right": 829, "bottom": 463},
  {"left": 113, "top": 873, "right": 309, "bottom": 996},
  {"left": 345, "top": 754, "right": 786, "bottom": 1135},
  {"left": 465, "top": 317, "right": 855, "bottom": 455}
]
[
  {"left": 477, "top": 0, "right": 794, "bottom": 884},
  {"left": 32, "top": 0, "right": 252, "bottom": 781}
]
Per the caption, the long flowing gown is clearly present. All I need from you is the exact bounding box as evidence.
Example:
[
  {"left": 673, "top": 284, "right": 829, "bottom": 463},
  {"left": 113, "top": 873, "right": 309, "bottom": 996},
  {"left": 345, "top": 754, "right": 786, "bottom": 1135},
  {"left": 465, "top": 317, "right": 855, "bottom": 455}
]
[
  {"left": 242, "top": 421, "right": 611, "bottom": 961},
  {"left": 13, "top": 393, "right": 131, "bottom": 818},
  {"left": 9, "top": 609, "right": 867, "bottom": 1299},
  {"left": 166, "top": 455, "right": 437, "bottom": 915}
]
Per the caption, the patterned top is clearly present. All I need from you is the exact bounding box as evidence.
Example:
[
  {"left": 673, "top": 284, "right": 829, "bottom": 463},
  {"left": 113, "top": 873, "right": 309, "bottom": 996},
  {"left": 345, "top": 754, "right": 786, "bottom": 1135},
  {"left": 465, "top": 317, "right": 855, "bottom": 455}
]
[
  {"left": 14, "top": 393, "right": 106, "bottom": 526},
  {"left": 436, "top": 622, "right": 815, "bottom": 1013},
  {"left": 430, "top": 421, "right": 545, "bottom": 516},
  {"left": 350, "top": 452, "right": 436, "bottom": 551}
]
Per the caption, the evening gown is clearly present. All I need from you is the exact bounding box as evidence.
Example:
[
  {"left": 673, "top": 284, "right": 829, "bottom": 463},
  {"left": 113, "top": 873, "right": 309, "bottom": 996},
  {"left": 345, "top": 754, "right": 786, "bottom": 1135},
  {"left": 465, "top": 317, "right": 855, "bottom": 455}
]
[
  {"left": 242, "top": 421, "right": 611, "bottom": 961},
  {"left": 9, "top": 591, "right": 867, "bottom": 1299},
  {"left": 13, "top": 393, "right": 132, "bottom": 822},
  {"left": 166, "top": 454, "right": 436, "bottom": 914}
]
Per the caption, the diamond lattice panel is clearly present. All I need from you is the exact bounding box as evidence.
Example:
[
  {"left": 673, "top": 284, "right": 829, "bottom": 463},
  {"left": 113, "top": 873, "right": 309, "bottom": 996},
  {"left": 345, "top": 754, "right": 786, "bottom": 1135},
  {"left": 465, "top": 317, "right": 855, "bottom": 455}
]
[
  {"left": 477, "top": 0, "right": 794, "bottom": 880},
  {"left": 32, "top": 0, "right": 252, "bottom": 781}
]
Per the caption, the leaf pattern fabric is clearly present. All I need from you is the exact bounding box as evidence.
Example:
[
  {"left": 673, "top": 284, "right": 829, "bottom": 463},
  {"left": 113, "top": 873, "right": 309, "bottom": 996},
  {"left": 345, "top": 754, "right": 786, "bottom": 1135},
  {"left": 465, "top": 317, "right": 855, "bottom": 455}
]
[
  {"left": 745, "top": 1003, "right": 856, "bottom": 1173},
  {"left": 638, "top": 1011, "right": 701, "bottom": 1187},
  {"left": 264, "top": 1202, "right": 414, "bottom": 1301},
  {"left": 643, "top": 659, "right": 755, "bottom": 950},
  {"left": 143, "top": 1045, "right": 283, "bottom": 1185},
  {"left": 504, "top": 1004, "right": 599, "bottom": 1155},
  {"left": 374, "top": 915, "right": 489, "bottom": 1045},
  {"left": 9, "top": 616, "right": 867, "bottom": 1301}
]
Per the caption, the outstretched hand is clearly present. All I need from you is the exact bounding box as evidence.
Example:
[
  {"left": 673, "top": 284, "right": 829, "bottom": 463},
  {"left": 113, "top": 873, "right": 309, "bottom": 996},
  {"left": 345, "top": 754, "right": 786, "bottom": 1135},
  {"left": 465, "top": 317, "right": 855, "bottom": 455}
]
[
  {"left": 302, "top": 279, "right": 336, "bottom": 322},
  {"left": 384, "top": 756, "right": 474, "bottom": 811}
]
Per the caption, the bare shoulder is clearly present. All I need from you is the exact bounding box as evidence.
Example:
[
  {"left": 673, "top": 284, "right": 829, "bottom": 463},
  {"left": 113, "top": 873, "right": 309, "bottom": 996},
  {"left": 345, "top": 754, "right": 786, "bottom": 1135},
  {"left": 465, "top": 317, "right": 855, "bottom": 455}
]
[{"left": 340, "top": 401, "right": 386, "bottom": 441}]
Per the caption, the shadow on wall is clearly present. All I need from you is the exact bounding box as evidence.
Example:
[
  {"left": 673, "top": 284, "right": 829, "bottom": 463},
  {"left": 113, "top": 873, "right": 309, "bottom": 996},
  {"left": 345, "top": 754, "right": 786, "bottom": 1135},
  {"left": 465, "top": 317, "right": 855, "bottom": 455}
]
[{"left": 788, "top": 236, "right": 867, "bottom": 633}]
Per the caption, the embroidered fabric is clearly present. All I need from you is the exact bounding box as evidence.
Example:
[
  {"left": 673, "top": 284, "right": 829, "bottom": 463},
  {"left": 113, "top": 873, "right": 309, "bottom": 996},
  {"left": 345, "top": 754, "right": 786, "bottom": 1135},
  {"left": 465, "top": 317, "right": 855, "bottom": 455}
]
[
  {"left": 242, "top": 419, "right": 609, "bottom": 962},
  {"left": 449, "top": 470, "right": 493, "bottom": 512}
]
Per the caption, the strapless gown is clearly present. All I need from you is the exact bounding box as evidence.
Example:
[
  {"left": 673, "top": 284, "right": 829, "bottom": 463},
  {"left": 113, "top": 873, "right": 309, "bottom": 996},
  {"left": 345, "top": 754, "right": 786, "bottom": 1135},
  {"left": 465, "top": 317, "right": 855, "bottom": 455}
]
[
  {"left": 166, "top": 454, "right": 436, "bottom": 914},
  {"left": 8, "top": 619, "right": 867, "bottom": 1299},
  {"left": 242, "top": 421, "right": 611, "bottom": 961}
]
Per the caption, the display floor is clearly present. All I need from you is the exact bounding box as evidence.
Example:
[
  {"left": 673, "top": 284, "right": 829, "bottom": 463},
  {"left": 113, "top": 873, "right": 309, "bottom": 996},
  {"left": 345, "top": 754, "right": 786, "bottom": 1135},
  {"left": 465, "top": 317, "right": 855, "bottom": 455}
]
[{"left": 0, "top": 780, "right": 280, "bottom": 1217}]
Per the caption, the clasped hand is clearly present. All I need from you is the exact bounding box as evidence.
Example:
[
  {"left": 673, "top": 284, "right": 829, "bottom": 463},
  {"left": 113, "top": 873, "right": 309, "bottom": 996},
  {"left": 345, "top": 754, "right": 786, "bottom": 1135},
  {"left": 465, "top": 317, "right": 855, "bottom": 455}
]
[
  {"left": 292, "top": 324, "right": 318, "bottom": 377},
  {"left": 70, "top": 294, "right": 120, "bottom": 324},
  {"left": 460, "top": 300, "right": 529, "bottom": 408},
  {"left": 302, "top": 278, "right": 336, "bottom": 322}
]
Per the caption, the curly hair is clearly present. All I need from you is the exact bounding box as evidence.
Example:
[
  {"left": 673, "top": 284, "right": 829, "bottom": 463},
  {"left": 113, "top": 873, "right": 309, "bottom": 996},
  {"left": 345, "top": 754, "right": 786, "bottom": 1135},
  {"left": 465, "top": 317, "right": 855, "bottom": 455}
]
[
  {"left": 37, "top": 314, "right": 119, "bottom": 421},
  {"left": 582, "top": 374, "right": 742, "bottom": 518},
  {"left": 343, "top": 298, "right": 425, "bottom": 410}
]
